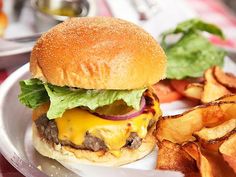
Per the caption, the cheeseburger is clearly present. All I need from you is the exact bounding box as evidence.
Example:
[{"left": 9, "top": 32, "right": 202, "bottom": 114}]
[{"left": 18, "top": 17, "right": 166, "bottom": 166}]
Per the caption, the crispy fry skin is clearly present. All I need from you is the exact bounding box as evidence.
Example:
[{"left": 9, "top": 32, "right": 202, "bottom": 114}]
[
  {"left": 213, "top": 66, "right": 236, "bottom": 89},
  {"left": 193, "top": 119, "right": 236, "bottom": 151},
  {"left": 156, "top": 140, "right": 200, "bottom": 177},
  {"left": 182, "top": 67, "right": 236, "bottom": 103},
  {"left": 202, "top": 68, "right": 231, "bottom": 103},
  {"left": 184, "top": 83, "right": 203, "bottom": 100},
  {"left": 183, "top": 142, "right": 236, "bottom": 177},
  {"left": 182, "top": 142, "right": 214, "bottom": 177},
  {"left": 156, "top": 101, "right": 236, "bottom": 143},
  {"left": 155, "top": 95, "right": 236, "bottom": 176},
  {"left": 219, "top": 134, "right": 236, "bottom": 173},
  {"left": 216, "top": 94, "right": 236, "bottom": 102}
]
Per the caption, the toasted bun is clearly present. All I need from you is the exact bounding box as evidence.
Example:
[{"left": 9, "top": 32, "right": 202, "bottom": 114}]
[
  {"left": 32, "top": 123, "right": 156, "bottom": 166},
  {"left": 30, "top": 17, "right": 166, "bottom": 89}
]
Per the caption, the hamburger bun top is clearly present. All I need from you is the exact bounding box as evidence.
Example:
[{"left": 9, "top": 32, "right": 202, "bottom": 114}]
[{"left": 30, "top": 17, "right": 166, "bottom": 90}]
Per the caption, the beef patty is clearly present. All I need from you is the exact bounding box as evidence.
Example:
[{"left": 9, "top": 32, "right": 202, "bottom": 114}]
[
  {"left": 35, "top": 115, "right": 155, "bottom": 151},
  {"left": 35, "top": 92, "right": 157, "bottom": 152}
]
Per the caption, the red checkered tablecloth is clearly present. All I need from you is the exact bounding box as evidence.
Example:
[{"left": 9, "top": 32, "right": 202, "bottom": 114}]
[
  {"left": 1, "top": 0, "right": 236, "bottom": 176},
  {"left": 187, "top": 0, "right": 236, "bottom": 48}
]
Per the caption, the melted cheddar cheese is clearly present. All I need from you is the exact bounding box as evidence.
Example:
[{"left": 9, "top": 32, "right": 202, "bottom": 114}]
[{"left": 55, "top": 97, "right": 161, "bottom": 151}]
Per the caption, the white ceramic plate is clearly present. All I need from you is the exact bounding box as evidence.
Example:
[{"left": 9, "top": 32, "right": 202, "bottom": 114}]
[{"left": 0, "top": 57, "right": 235, "bottom": 176}]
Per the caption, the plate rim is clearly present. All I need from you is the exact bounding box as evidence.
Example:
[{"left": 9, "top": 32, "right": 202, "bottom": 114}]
[{"left": 0, "top": 63, "right": 48, "bottom": 177}]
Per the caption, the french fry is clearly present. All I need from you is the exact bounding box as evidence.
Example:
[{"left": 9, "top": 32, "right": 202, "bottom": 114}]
[
  {"left": 155, "top": 101, "right": 236, "bottom": 143},
  {"left": 216, "top": 94, "right": 236, "bottom": 102},
  {"left": 183, "top": 142, "right": 236, "bottom": 177},
  {"left": 219, "top": 133, "right": 236, "bottom": 173},
  {"left": 213, "top": 66, "right": 236, "bottom": 89},
  {"left": 156, "top": 94, "right": 236, "bottom": 176},
  {"left": 216, "top": 95, "right": 236, "bottom": 120},
  {"left": 201, "top": 68, "right": 231, "bottom": 103},
  {"left": 184, "top": 83, "right": 203, "bottom": 100},
  {"left": 193, "top": 119, "right": 236, "bottom": 151},
  {"left": 182, "top": 142, "right": 213, "bottom": 177},
  {"left": 156, "top": 140, "right": 200, "bottom": 177}
]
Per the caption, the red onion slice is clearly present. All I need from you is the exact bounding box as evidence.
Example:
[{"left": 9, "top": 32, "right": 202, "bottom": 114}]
[{"left": 94, "top": 96, "right": 146, "bottom": 121}]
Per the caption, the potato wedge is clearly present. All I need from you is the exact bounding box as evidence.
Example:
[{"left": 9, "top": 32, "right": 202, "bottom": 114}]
[
  {"left": 182, "top": 142, "right": 213, "bottom": 177},
  {"left": 184, "top": 83, "right": 204, "bottom": 100},
  {"left": 216, "top": 95, "right": 236, "bottom": 120},
  {"left": 155, "top": 101, "right": 236, "bottom": 143},
  {"left": 213, "top": 66, "right": 236, "bottom": 89},
  {"left": 156, "top": 140, "right": 200, "bottom": 177},
  {"left": 201, "top": 103, "right": 226, "bottom": 127},
  {"left": 217, "top": 94, "right": 236, "bottom": 102},
  {"left": 155, "top": 94, "right": 236, "bottom": 176},
  {"left": 219, "top": 133, "right": 236, "bottom": 173},
  {"left": 194, "top": 119, "right": 236, "bottom": 140},
  {"left": 156, "top": 107, "right": 202, "bottom": 143},
  {"left": 183, "top": 142, "right": 236, "bottom": 177},
  {"left": 193, "top": 119, "right": 236, "bottom": 151},
  {"left": 202, "top": 68, "right": 231, "bottom": 103}
]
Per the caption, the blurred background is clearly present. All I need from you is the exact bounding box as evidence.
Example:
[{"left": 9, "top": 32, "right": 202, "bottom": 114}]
[{"left": 0, "top": 0, "right": 236, "bottom": 71}]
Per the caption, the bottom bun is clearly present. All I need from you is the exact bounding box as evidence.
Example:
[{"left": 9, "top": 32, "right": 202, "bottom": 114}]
[{"left": 32, "top": 123, "right": 156, "bottom": 166}]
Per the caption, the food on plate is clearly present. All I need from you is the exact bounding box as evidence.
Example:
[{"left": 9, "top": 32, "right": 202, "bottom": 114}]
[
  {"left": 161, "top": 18, "right": 225, "bottom": 80},
  {"left": 193, "top": 119, "right": 236, "bottom": 142},
  {"left": 217, "top": 94, "right": 236, "bottom": 102},
  {"left": 165, "top": 66, "right": 236, "bottom": 104},
  {"left": 156, "top": 140, "right": 199, "bottom": 177},
  {"left": 153, "top": 80, "right": 183, "bottom": 103},
  {"left": 154, "top": 19, "right": 228, "bottom": 103},
  {"left": 155, "top": 100, "right": 236, "bottom": 143},
  {"left": 213, "top": 66, "right": 236, "bottom": 89},
  {"left": 170, "top": 79, "right": 192, "bottom": 96},
  {"left": 156, "top": 106, "right": 203, "bottom": 143},
  {"left": 182, "top": 67, "right": 235, "bottom": 103},
  {"left": 193, "top": 119, "right": 236, "bottom": 151},
  {"left": 182, "top": 142, "right": 212, "bottom": 177},
  {"left": 182, "top": 142, "right": 235, "bottom": 177},
  {"left": 201, "top": 68, "right": 231, "bottom": 103},
  {"left": 219, "top": 134, "right": 236, "bottom": 173},
  {"left": 18, "top": 17, "right": 167, "bottom": 166},
  {"left": 155, "top": 94, "right": 236, "bottom": 176},
  {"left": 183, "top": 83, "right": 203, "bottom": 100}
]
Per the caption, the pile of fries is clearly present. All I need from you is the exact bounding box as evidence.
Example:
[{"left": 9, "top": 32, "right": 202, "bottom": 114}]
[
  {"left": 183, "top": 66, "right": 236, "bottom": 103},
  {"left": 155, "top": 94, "right": 236, "bottom": 177}
]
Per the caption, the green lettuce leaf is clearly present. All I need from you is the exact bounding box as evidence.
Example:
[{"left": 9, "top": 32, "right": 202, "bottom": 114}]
[
  {"left": 45, "top": 84, "right": 146, "bottom": 119},
  {"left": 166, "top": 32, "right": 225, "bottom": 79},
  {"left": 161, "top": 19, "right": 224, "bottom": 45},
  {"left": 18, "top": 79, "right": 146, "bottom": 119},
  {"left": 161, "top": 19, "right": 226, "bottom": 79},
  {"left": 18, "top": 79, "right": 49, "bottom": 108}
]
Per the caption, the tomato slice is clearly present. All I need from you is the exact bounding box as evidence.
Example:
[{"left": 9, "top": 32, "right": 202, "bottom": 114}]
[
  {"left": 170, "top": 79, "right": 190, "bottom": 95},
  {"left": 153, "top": 80, "right": 183, "bottom": 103},
  {"left": 170, "top": 78, "right": 204, "bottom": 95},
  {"left": 154, "top": 78, "right": 204, "bottom": 103}
]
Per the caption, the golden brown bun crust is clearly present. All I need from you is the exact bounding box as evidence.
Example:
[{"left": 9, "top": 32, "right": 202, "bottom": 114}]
[
  {"left": 32, "top": 123, "right": 156, "bottom": 166},
  {"left": 30, "top": 17, "right": 166, "bottom": 89}
]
